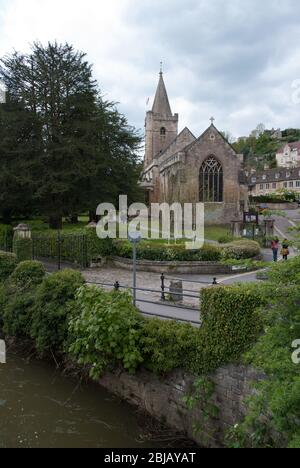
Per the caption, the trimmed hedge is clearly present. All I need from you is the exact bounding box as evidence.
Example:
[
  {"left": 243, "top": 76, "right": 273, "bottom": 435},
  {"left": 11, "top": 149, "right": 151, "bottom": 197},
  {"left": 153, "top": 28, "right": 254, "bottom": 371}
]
[
  {"left": 32, "top": 230, "right": 114, "bottom": 267},
  {"left": 0, "top": 225, "right": 13, "bottom": 251},
  {"left": 221, "top": 240, "right": 261, "bottom": 260},
  {"left": 193, "top": 284, "right": 266, "bottom": 373},
  {"left": 114, "top": 241, "right": 222, "bottom": 262},
  {"left": 13, "top": 237, "right": 33, "bottom": 262},
  {"left": 141, "top": 319, "right": 199, "bottom": 374},
  {"left": 0, "top": 251, "right": 17, "bottom": 281}
]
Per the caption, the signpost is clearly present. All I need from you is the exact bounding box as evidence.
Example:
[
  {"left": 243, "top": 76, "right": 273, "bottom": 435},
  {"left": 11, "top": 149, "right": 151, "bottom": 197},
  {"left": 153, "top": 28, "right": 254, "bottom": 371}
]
[{"left": 128, "top": 232, "right": 142, "bottom": 307}]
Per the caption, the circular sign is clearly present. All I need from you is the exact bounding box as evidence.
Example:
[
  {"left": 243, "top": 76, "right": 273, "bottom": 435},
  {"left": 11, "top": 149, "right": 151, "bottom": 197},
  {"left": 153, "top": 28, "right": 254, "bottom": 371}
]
[{"left": 128, "top": 231, "right": 142, "bottom": 244}]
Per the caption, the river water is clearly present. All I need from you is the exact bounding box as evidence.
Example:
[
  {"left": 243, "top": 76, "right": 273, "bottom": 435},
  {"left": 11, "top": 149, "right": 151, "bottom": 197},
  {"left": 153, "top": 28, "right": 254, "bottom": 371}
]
[{"left": 0, "top": 354, "right": 162, "bottom": 449}]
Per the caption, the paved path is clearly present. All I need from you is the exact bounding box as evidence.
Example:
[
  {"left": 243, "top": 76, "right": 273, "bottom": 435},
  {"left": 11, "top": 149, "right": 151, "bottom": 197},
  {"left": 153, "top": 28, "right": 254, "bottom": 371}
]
[{"left": 41, "top": 212, "right": 300, "bottom": 324}]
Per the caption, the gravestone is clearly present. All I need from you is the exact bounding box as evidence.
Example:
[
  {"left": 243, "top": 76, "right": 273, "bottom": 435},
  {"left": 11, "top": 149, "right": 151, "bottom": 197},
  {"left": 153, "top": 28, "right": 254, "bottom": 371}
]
[{"left": 169, "top": 281, "right": 183, "bottom": 303}]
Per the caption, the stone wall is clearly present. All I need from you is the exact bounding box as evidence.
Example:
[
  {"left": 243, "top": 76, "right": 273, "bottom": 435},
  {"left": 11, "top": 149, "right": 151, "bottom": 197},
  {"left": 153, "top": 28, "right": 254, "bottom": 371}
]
[
  {"left": 99, "top": 365, "right": 265, "bottom": 448},
  {"left": 112, "top": 257, "right": 232, "bottom": 275}
]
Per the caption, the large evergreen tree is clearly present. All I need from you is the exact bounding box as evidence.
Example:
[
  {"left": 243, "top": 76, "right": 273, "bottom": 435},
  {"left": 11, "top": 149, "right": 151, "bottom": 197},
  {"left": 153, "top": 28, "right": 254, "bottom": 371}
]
[
  {"left": 0, "top": 99, "right": 42, "bottom": 222},
  {"left": 0, "top": 41, "right": 142, "bottom": 228}
]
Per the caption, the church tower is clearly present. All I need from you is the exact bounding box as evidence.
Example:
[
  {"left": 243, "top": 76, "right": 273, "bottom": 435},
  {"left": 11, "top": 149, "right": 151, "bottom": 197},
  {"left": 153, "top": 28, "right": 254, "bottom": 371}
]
[{"left": 144, "top": 70, "right": 179, "bottom": 167}]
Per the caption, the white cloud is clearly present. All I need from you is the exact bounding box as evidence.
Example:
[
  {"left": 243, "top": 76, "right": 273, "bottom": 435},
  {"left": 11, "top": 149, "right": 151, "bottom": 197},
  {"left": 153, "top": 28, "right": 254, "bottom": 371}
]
[{"left": 0, "top": 0, "right": 300, "bottom": 139}]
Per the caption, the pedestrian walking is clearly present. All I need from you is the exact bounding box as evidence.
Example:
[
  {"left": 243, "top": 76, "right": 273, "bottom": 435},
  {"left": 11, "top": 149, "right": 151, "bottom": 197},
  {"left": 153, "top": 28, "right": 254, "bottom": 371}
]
[
  {"left": 271, "top": 237, "right": 280, "bottom": 262},
  {"left": 281, "top": 239, "right": 290, "bottom": 261}
]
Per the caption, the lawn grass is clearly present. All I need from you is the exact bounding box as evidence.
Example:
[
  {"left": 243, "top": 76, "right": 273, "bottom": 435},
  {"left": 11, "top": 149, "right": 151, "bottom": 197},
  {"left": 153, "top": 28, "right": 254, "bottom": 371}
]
[
  {"left": 204, "top": 225, "right": 231, "bottom": 242},
  {"left": 2, "top": 217, "right": 230, "bottom": 243}
]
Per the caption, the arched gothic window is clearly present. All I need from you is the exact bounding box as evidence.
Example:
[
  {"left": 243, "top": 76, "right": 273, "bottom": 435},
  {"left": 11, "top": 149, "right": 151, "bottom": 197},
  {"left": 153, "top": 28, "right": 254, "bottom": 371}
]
[
  {"left": 199, "top": 157, "right": 223, "bottom": 202},
  {"left": 160, "top": 127, "right": 166, "bottom": 136}
]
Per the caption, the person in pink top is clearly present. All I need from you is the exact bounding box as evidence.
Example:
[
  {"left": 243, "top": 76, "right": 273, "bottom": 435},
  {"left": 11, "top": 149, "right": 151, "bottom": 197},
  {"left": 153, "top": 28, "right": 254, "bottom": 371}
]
[{"left": 271, "top": 237, "right": 280, "bottom": 262}]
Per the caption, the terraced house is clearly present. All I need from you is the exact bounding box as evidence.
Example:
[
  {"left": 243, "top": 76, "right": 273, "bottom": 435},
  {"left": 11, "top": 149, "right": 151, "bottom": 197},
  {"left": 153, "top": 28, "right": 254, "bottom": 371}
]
[{"left": 248, "top": 167, "right": 300, "bottom": 196}]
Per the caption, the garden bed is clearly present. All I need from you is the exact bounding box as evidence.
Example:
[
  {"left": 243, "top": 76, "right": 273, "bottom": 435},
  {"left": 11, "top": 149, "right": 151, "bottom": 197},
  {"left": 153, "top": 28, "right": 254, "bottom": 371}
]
[{"left": 112, "top": 256, "right": 232, "bottom": 274}]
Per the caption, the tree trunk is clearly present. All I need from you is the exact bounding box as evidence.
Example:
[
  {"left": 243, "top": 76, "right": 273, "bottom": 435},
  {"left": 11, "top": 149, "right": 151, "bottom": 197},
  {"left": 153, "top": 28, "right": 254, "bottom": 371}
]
[
  {"left": 49, "top": 215, "right": 62, "bottom": 230},
  {"left": 2, "top": 209, "right": 12, "bottom": 225},
  {"left": 89, "top": 210, "right": 96, "bottom": 223},
  {"left": 70, "top": 214, "right": 79, "bottom": 224}
]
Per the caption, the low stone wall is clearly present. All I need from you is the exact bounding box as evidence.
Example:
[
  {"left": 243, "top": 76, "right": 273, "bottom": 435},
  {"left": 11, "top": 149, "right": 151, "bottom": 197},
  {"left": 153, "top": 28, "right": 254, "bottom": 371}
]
[
  {"left": 261, "top": 202, "right": 298, "bottom": 210},
  {"left": 99, "top": 365, "right": 265, "bottom": 448},
  {"left": 112, "top": 257, "right": 232, "bottom": 275}
]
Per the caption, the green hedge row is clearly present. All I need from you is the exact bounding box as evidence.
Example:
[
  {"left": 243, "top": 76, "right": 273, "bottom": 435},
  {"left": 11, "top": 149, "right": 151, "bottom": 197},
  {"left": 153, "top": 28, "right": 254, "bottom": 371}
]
[
  {"left": 114, "top": 240, "right": 222, "bottom": 262},
  {"left": 31, "top": 231, "right": 114, "bottom": 267},
  {"left": 13, "top": 238, "right": 33, "bottom": 262},
  {"left": 0, "top": 225, "right": 13, "bottom": 252},
  {"left": 0, "top": 251, "right": 17, "bottom": 281},
  {"left": 1, "top": 225, "right": 261, "bottom": 266},
  {"left": 114, "top": 240, "right": 261, "bottom": 263}
]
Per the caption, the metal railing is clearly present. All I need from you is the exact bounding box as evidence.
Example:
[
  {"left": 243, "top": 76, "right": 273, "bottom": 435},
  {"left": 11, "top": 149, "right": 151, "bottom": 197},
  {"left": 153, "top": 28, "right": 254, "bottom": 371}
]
[{"left": 84, "top": 273, "right": 219, "bottom": 325}]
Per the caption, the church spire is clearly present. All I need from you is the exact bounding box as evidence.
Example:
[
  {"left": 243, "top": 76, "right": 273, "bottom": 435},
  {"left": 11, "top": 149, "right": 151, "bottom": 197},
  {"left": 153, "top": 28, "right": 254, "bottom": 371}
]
[{"left": 152, "top": 68, "right": 172, "bottom": 116}]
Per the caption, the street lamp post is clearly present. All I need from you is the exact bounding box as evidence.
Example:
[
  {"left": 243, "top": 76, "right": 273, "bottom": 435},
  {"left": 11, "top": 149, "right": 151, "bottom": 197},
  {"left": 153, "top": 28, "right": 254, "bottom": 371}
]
[{"left": 128, "top": 232, "right": 142, "bottom": 307}]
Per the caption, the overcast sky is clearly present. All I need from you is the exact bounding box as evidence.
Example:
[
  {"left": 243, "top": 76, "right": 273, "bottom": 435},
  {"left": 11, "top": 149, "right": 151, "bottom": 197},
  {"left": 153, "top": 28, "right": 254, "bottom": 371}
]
[{"left": 0, "top": 0, "right": 300, "bottom": 140}]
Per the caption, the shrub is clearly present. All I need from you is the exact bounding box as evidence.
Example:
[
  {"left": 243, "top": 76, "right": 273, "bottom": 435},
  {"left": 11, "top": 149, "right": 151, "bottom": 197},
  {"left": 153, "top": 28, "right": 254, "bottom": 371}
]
[
  {"left": 218, "top": 235, "right": 234, "bottom": 244},
  {"left": 191, "top": 284, "right": 266, "bottom": 374},
  {"left": 221, "top": 240, "right": 261, "bottom": 260},
  {"left": 1, "top": 262, "right": 45, "bottom": 338},
  {"left": 10, "top": 261, "right": 46, "bottom": 288},
  {"left": 0, "top": 224, "right": 13, "bottom": 251},
  {"left": 31, "top": 230, "right": 114, "bottom": 267},
  {"left": 2, "top": 291, "right": 37, "bottom": 338},
  {"left": 86, "top": 230, "right": 115, "bottom": 261},
  {"left": 228, "top": 282, "right": 300, "bottom": 448},
  {"left": 13, "top": 238, "right": 33, "bottom": 262},
  {"left": 140, "top": 319, "right": 199, "bottom": 374},
  {"left": 69, "top": 286, "right": 144, "bottom": 378},
  {"left": 0, "top": 251, "right": 17, "bottom": 282},
  {"left": 114, "top": 241, "right": 222, "bottom": 262},
  {"left": 32, "top": 232, "right": 88, "bottom": 267},
  {"left": 266, "top": 254, "right": 300, "bottom": 285},
  {"left": 31, "top": 269, "right": 84, "bottom": 354}
]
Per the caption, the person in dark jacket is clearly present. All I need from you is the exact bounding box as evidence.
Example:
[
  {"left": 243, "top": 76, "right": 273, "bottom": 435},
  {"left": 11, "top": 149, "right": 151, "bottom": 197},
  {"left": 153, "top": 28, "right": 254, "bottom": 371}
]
[{"left": 281, "top": 239, "right": 290, "bottom": 261}]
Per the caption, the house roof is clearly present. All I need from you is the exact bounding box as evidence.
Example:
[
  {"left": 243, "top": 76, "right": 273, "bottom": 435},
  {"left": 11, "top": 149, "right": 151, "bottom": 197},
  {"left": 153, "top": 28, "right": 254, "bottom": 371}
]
[
  {"left": 248, "top": 167, "right": 300, "bottom": 185},
  {"left": 277, "top": 141, "right": 300, "bottom": 154}
]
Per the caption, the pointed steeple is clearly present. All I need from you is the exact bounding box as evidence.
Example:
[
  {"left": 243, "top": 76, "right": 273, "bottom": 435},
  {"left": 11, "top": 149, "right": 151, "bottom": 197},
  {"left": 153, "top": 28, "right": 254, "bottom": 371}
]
[{"left": 152, "top": 70, "right": 172, "bottom": 116}]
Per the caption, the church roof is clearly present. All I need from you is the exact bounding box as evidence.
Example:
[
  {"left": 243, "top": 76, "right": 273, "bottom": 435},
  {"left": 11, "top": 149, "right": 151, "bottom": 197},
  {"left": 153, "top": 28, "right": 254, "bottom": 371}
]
[
  {"left": 158, "top": 127, "right": 196, "bottom": 160},
  {"left": 184, "top": 123, "right": 239, "bottom": 155},
  {"left": 152, "top": 72, "right": 173, "bottom": 116}
]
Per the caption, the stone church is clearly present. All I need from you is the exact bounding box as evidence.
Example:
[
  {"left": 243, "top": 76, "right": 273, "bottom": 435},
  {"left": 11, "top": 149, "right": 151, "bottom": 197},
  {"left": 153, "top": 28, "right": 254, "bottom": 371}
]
[{"left": 140, "top": 71, "right": 249, "bottom": 225}]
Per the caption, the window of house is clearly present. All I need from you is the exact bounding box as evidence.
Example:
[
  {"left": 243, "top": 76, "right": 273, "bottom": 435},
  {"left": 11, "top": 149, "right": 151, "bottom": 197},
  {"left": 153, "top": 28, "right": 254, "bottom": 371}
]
[
  {"left": 296, "top": 181, "right": 300, "bottom": 188},
  {"left": 199, "top": 157, "right": 223, "bottom": 203},
  {"left": 284, "top": 182, "right": 288, "bottom": 188},
  {"left": 290, "top": 182, "right": 294, "bottom": 188},
  {"left": 266, "top": 184, "right": 270, "bottom": 189},
  {"left": 260, "top": 184, "right": 264, "bottom": 190}
]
